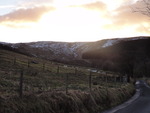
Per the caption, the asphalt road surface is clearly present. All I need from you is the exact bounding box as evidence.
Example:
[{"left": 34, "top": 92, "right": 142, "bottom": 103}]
[{"left": 103, "top": 80, "right": 150, "bottom": 113}]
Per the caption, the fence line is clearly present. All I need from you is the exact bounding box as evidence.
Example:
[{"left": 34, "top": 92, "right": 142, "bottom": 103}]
[{"left": 0, "top": 56, "right": 128, "bottom": 98}]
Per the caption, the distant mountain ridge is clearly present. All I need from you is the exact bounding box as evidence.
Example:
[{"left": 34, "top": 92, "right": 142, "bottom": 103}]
[
  {"left": 0, "top": 36, "right": 149, "bottom": 66},
  {"left": 0, "top": 40, "right": 105, "bottom": 65}
]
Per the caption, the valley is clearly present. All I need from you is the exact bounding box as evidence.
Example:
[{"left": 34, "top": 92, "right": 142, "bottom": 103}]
[{"left": 0, "top": 36, "right": 149, "bottom": 113}]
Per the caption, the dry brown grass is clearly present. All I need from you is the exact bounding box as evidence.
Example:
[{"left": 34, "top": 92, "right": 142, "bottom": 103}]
[
  {"left": 0, "top": 49, "right": 135, "bottom": 113},
  {"left": 0, "top": 84, "right": 135, "bottom": 113}
]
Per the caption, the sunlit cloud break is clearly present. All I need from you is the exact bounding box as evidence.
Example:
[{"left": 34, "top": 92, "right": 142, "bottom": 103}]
[{"left": 0, "top": 0, "right": 149, "bottom": 43}]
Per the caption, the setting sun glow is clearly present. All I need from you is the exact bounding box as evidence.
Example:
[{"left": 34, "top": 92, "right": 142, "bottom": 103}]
[
  {"left": 38, "top": 7, "right": 105, "bottom": 42},
  {"left": 0, "top": 0, "right": 149, "bottom": 43}
]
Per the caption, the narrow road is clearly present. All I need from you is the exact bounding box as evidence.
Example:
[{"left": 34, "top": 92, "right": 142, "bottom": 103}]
[{"left": 103, "top": 80, "right": 150, "bottom": 113}]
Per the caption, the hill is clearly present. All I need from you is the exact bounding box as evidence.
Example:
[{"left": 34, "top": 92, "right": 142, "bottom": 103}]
[
  {"left": 0, "top": 36, "right": 149, "bottom": 66},
  {"left": 0, "top": 47, "right": 135, "bottom": 113},
  {"left": 1, "top": 36, "right": 150, "bottom": 82},
  {"left": 82, "top": 36, "right": 150, "bottom": 81}
]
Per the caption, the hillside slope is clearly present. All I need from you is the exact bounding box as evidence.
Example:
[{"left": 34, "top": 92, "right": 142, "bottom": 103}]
[
  {"left": 0, "top": 40, "right": 106, "bottom": 65},
  {"left": 82, "top": 37, "right": 150, "bottom": 80},
  {"left": 0, "top": 36, "right": 149, "bottom": 67},
  {"left": 0, "top": 48, "right": 135, "bottom": 113}
]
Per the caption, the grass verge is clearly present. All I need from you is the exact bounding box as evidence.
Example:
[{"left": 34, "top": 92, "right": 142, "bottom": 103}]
[{"left": 0, "top": 84, "right": 135, "bottom": 113}]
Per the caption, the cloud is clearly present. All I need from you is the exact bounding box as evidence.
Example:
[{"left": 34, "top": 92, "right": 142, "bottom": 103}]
[
  {"left": 113, "top": 10, "right": 146, "bottom": 27},
  {"left": 81, "top": 1, "right": 150, "bottom": 35},
  {"left": 136, "top": 25, "right": 150, "bottom": 34},
  {"left": 0, "top": 0, "right": 149, "bottom": 38},
  {"left": 0, "top": 6, "right": 55, "bottom": 23},
  {"left": 68, "top": 0, "right": 150, "bottom": 36},
  {"left": 102, "top": 3, "right": 150, "bottom": 32},
  {"left": 82, "top": 1, "right": 107, "bottom": 11}
]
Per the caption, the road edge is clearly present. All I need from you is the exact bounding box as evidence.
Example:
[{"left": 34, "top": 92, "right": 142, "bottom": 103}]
[{"left": 102, "top": 81, "right": 141, "bottom": 113}]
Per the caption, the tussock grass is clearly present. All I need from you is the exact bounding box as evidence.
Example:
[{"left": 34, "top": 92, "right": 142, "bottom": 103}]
[
  {"left": 0, "top": 49, "right": 135, "bottom": 113},
  {"left": 0, "top": 84, "right": 135, "bottom": 113}
]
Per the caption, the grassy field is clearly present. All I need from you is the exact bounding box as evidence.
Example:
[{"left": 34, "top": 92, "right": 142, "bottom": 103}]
[
  {"left": 0, "top": 48, "right": 125, "bottom": 95},
  {"left": 0, "top": 48, "right": 135, "bottom": 113}
]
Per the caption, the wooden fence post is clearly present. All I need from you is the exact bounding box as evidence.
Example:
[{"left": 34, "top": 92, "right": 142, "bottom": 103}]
[
  {"left": 65, "top": 73, "right": 69, "bottom": 94},
  {"left": 119, "top": 74, "right": 122, "bottom": 88},
  {"left": 13, "top": 57, "right": 16, "bottom": 65},
  {"left": 106, "top": 72, "right": 108, "bottom": 83},
  {"left": 120, "top": 76, "right": 122, "bottom": 83},
  {"left": 74, "top": 67, "right": 77, "bottom": 75},
  {"left": 43, "top": 63, "right": 45, "bottom": 71},
  {"left": 27, "top": 60, "right": 30, "bottom": 68},
  {"left": 114, "top": 76, "right": 117, "bottom": 82},
  {"left": 57, "top": 66, "right": 60, "bottom": 74},
  {"left": 105, "top": 72, "right": 109, "bottom": 97},
  {"left": 89, "top": 70, "right": 92, "bottom": 92},
  {"left": 19, "top": 70, "right": 24, "bottom": 98},
  {"left": 114, "top": 76, "right": 117, "bottom": 88}
]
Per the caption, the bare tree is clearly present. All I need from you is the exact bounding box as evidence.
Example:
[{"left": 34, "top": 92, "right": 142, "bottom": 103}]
[{"left": 132, "top": 0, "right": 150, "bottom": 17}]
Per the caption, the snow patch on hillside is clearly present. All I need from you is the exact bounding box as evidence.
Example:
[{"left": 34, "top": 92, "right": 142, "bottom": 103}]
[
  {"left": 102, "top": 36, "right": 148, "bottom": 48},
  {"left": 29, "top": 42, "right": 50, "bottom": 48},
  {"left": 128, "top": 36, "right": 149, "bottom": 41},
  {"left": 102, "top": 40, "right": 117, "bottom": 48},
  {"left": 28, "top": 42, "right": 90, "bottom": 59}
]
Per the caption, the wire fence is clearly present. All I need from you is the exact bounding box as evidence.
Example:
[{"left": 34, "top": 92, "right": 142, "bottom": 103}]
[{"left": 0, "top": 54, "right": 128, "bottom": 98}]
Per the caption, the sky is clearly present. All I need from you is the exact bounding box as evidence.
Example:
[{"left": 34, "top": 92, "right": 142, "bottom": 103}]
[{"left": 0, "top": 0, "right": 150, "bottom": 43}]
